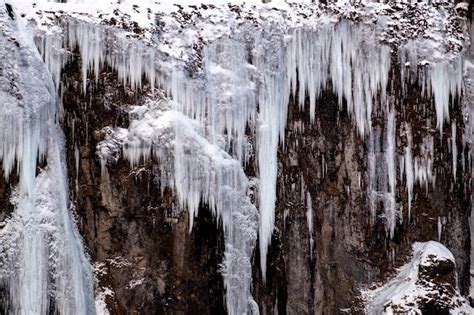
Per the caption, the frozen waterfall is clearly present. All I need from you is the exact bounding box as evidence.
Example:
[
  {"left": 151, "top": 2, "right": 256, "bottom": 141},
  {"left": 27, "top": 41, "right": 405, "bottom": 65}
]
[
  {"left": 0, "top": 4, "right": 95, "bottom": 314},
  {"left": 2, "top": 0, "right": 470, "bottom": 314}
]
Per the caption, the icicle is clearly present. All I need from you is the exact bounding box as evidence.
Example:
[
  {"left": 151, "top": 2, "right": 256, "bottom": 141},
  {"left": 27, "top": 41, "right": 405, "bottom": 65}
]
[
  {"left": 438, "top": 216, "right": 442, "bottom": 242},
  {"left": 399, "top": 41, "right": 464, "bottom": 133},
  {"left": 385, "top": 110, "right": 397, "bottom": 237},
  {"left": 405, "top": 125, "right": 414, "bottom": 221},
  {"left": 414, "top": 136, "right": 435, "bottom": 189},
  {"left": 254, "top": 26, "right": 290, "bottom": 280},
  {"left": 74, "top": 144, "right": 80, "bottom": 192},
  {"left": 35, "top": 32, "right": 65, "bottom": 90},
  {"left": 67, "top": 20, "right": 105, "bottom": 93},
  {"left": 451, "top": 121, "right": 457, "bottom": 182},
  {"left": 322, "top": 155, "right": 326, "bottom": 178},
  {"left": 367, "top": 129, "right": 377, "bottom": 226},
  {"left": 306, "top": 192, "right": 314, "bottom": 260},
  {"left": 34, "top": 18, "right": 160, "bottom": 95}
]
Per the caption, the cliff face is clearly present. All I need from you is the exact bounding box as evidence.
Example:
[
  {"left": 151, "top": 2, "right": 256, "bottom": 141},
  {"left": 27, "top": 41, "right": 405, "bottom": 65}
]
[{"left": 0, "top": 1, "right": 473, "bottom": 314}]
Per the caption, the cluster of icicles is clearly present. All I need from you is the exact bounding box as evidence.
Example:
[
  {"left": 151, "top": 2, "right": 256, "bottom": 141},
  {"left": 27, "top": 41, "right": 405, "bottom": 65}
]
[
  {"left": 0, "top": 6, "right": 95, "bottom": 315},
  {"left": 31, "top": 5, "right": 467, "bottom": 315}
]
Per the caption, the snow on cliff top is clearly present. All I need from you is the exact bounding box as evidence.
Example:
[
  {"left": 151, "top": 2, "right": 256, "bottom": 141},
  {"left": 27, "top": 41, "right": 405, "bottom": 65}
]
[
  {"left": 8, "top": 0, "right": 468, "bottom": 37},
  {"left": 7, "top": 0, "right": 469, "bottom": 69},
  {"left": 8, "top": 0, "right": 321, "bottom": 29}
]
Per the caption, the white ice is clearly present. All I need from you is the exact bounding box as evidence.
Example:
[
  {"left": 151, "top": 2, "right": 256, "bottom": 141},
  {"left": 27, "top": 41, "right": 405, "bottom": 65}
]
[{"left": 99, "top": 100, "right": 259, "bottom": 315}]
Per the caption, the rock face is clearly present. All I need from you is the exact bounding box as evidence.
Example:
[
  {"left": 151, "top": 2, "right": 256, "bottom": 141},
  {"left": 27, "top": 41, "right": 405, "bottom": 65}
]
[{"left": 0, "top": 1, "right": 473, "bottom": 314}]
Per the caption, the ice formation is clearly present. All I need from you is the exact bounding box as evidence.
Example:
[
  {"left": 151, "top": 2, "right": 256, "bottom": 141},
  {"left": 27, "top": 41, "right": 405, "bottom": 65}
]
[
  {"left": 367, "top": 112, "right": 399, "bottom": 235},
  {"left": 404, "top": 125, "right": 414, "bottom": 221},
  {"left": 385, "top": 110, "right": 397, "bottom": 237},
  {"left": 0, "top": 4, "right": 95, "bottom": 314},
  {"left": 3, "top": 0, "right": 470, "bottom": 313},
  {"left": 98, "top": 100, "right": 259, "bottom": 314},
  {"left": 306, "top": 192, "right": 314, "bottom": 260},
  {"left": 451, "top": 121, "right": 458, "bottom": 181}
]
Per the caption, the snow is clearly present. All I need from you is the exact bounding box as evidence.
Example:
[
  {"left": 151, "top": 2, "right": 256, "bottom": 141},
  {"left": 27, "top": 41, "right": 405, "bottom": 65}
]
[
  {"left": 94, "top": 285, "right": 112, "bottom": 315},
  {"left": 364, "top": 241, "right": 473, "bottom": 314}
]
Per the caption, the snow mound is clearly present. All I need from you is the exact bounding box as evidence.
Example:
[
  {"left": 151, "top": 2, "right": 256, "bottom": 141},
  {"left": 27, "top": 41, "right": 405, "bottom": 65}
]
[{"left": 363, "top": 241, "right": 473, "bottom": 314}]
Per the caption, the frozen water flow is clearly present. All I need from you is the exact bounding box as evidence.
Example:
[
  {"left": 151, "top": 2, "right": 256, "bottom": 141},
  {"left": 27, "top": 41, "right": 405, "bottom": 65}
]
[{"left": 0, "top": 5, "right": 95, "bottom": 314}]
